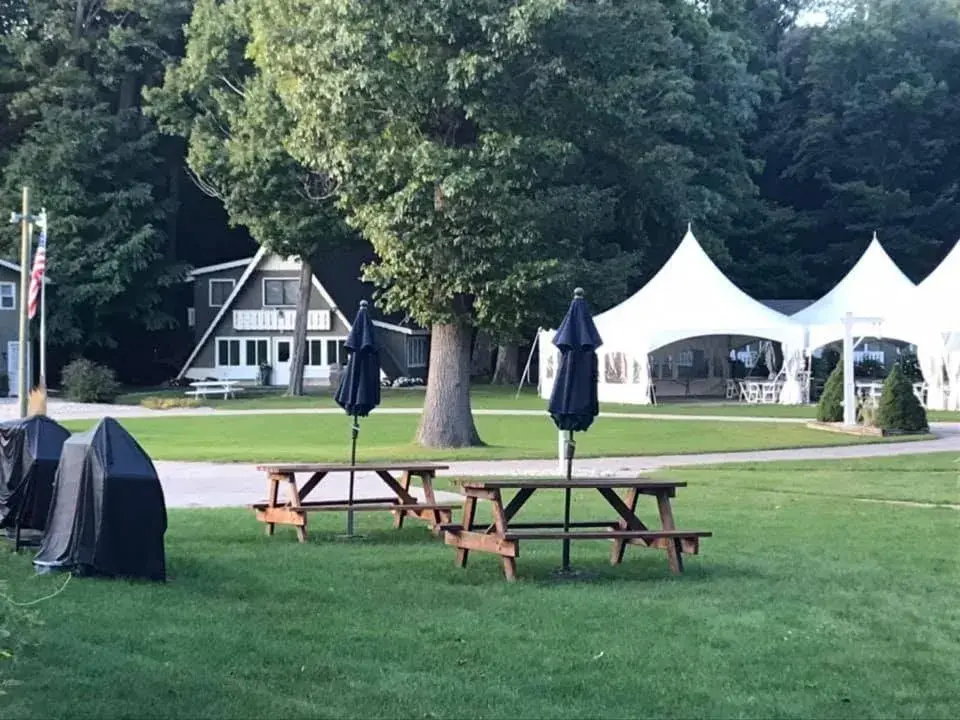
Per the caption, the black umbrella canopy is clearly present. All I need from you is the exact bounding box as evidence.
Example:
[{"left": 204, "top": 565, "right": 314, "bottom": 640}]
[
  {"left": 335, "top": 300, "right": 382, "bottom": 418},
  {"left": 548, "top": 288, "right": 603, "bottom": 433}
]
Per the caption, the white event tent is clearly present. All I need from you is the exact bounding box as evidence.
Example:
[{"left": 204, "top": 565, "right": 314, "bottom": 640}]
[
  {"left": 908, "top": 238, "right": 960, "bottom": 409},
  {"left": 538, "top": 228, "right": 804, "bottom": 405},
  {"left": 790, "top": 233, "right": 943, "bottom": 405}
]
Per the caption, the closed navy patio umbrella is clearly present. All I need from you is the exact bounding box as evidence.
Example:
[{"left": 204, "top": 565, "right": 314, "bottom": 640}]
[
  {"left": 335, "top": 300, "right": 382, "bottom": 536},
  {"left": 548, "top": 288, "right": 603, "bottom": 571}
]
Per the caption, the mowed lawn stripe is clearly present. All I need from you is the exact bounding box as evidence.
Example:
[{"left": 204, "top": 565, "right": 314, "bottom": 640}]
[{"left": 59, "top": 413, "right": 906, "bottom": 463}]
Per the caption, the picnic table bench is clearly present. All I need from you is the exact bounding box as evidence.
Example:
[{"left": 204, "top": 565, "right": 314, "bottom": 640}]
[
  {"left": 253, "top": 462, "right": 456, "bottom": 542},
  {"left": 186, "top": 380, "right": 244, "bottom": 399},
  {"left": 441, "top": 478, "right": 710, "bottom": 581}
]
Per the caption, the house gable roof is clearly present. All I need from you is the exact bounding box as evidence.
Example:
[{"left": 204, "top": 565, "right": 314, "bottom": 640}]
[
  {"left": 309, "top": 247, "right": 425, "bottom": 333},
  {"left": 186, "top": 257, "right": 254, "bottom": 280}
]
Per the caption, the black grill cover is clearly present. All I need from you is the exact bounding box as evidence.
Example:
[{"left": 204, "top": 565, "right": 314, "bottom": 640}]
[
  {"left": 34, "top": 417, "right": 167, "bottom": 581},
  {"left": 0, "top": 415, "right": 70, "bottom": 532}
]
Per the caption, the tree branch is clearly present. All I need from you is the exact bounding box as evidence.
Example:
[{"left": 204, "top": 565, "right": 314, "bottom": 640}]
[
  {"left": 218, "top": 75, "right": 246, "bottom": 98},
  {"left": 184, "top": 166, "right": 224, "bottom": 201}
]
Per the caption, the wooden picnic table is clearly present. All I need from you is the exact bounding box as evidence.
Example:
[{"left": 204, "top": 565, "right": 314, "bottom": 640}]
[
  {"left": 441, "top": 478, "right": 710, "bottom": 581},
  {"left": 252, "top": 462, "right": 455, "bottom": 542}
]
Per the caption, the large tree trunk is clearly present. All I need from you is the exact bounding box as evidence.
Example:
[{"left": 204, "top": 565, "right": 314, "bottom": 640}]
[
  {"left": 470, "top": 330, "right": 493, "bottom": 378},
  {"left": 286, "top": 259, "right": 312, "bottom": 396},
  {"left": 491, "top": 343, "right": 520, "bottom": 385},
  {"left": 416, "top": 322, "right": 484, "bottom": 448}
]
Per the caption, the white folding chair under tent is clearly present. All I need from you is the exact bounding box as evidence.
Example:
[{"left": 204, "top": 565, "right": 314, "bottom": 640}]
[{"left": 538, "top": 227, "right": 804, "bottom": 405}]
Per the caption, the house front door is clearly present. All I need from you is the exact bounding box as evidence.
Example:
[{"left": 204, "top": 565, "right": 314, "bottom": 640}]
[
  {"left": 273, "top": 338, "right": 292, "bottom": 386},
  {"left": 6, "top": 341, "right": 18, "bottom": 396}
]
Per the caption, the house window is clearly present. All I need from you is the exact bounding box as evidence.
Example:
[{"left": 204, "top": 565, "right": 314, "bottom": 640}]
[
  {"left": 209, "top": 279, "right": 235, "bottom": 307},
  {"left": 325, "top": 339, "right": 348, "bottom": 365},
  {"left": 0, "top": 282, "right": 15, "bottom": 310},
  {"left": 187, "top": 307, "right": 195, "bottom": 327},
  {"left": 217, "top": 338, "right": 241, "bottom": 366},
  {"left": 263, "top": 278, "right": 299, "bottom": 307},
  {"left": 245, "top": 339, "right": 269, "bottom": 366},
  {"left": 308, "top": 339, "right": 324, "bottom": 366},
  {"left": 406, "top": 336, "right": 428, "bottom": 368}
]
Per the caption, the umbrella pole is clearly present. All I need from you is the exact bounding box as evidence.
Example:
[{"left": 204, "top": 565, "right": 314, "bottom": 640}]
[
  {"left": 347, "top": 416, "right": 359, "bottom": 536},
  {"left": 562, "top": 430, "right": 574, "bottom": 570}
]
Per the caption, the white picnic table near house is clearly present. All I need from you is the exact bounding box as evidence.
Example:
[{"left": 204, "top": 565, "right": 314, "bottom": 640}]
[{"left": 186, "top": 380, "right": 245, "bottom": 399}]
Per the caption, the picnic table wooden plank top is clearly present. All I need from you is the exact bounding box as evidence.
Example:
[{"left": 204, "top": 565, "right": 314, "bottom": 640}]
[
  {"left": 459, "top": 478, "right": 687, "bottom": 490},
  {"left": 256, "top": 462, "right": 450, "bottom": 473}
]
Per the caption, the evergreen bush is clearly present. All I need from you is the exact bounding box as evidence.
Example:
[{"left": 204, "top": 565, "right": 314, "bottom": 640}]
[
  {"left": 876, "top": 362, "right": 928, "bottom": 432},
  {"left": 816, "top": 362, "right": 844, "bottom": 422}
]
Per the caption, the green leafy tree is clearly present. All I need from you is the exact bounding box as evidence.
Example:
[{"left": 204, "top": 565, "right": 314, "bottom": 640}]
[
  {"left": 248, "top": 0, "right": 762, "bottom": 446},
  {"left": 876, "top": 362, "right": 928, "bottom": 432},
  {"left": 729, "top": 0, "right": 960, "bottom": 299},
  {"left": 816, "top": 361, "right": 843, "bottom": 421},
  {"left": 145, "top": 0, "right": 355, "bottom": 395},
  {"left": 1, "top": 0, "right": 193, "bottom": 352}
]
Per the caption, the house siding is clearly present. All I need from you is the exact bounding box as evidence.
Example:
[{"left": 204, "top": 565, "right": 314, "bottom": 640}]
[
  {"left": 193, "top": 269, "right": 350, "bottom": 369},
  {"left": 192, "top": 266, "right": 247, "bottom": 337}
]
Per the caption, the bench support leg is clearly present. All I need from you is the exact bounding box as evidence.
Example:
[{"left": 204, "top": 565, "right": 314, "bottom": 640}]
[
  {"left": 490, "top": 491, "right": 517, "bottom": 582},
  {"left": 610, "top": 487, "right": 639, "bottom": 565},
  {"left": 456, "top": 496, "right": 477, "bottom": 568},
  {"left": 656, "top": 493, "right": 683, "bottom": 574},
  {"left": 285, "top": 476, "right": 308, "bottom": 543},
  {"left": 265, "top": 475, "right": 281, "bottom": 536},
  {"left": 393, "top": 471, "right": 412, "bottom": 529}
]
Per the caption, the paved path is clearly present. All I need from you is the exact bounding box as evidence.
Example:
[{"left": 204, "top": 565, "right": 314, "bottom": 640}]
[
  {"left": 6, "top": 399, "right": 956, "bottom": 507},
  {"left": 157, "top": 422, "right": 960, "bottom": 508}
]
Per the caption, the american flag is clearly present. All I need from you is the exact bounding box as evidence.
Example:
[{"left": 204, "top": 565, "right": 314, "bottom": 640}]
[{"left": 28, "top": 226, "right": 46, "bottom": 320}]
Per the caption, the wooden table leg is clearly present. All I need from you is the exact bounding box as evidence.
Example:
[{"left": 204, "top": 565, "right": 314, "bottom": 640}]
[
  {"left": 490, "top": 490, "right": 517, "bottom": 582},
  {"left": 610, "top": 487, "right": 639, "bottom": 565},
  {"left": 456, "top": 495, "right": 478, "bottom": 568},
  {"left": 393, "top": 470, "right": 412, "bottom": 529},
  {"left": 419, "top": 471, "right": 446, "bottom": 534},
  {"left": 265, "top": 473, "right": 281, "bottom": 536},
  {"left": 285, "top": 474, "right": 308, "bottom": 543},
  {"left": 656, "top": 492, "right": 683, "bottom": 574}
]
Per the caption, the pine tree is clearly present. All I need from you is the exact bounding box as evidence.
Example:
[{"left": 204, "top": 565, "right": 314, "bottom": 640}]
[
  {"left": 876, "top": 362, "right": 929, "bottom": 432},
  {"left": 817, "top": 362, "right": 844, "bottom": 422}
]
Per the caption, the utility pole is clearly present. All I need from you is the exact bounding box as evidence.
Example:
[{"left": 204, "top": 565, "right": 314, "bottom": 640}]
[{"left": 9, "top": 187, "right": 36, "bottom": 418}]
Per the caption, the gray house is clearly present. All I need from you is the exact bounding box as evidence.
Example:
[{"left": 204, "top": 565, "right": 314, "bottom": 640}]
[
  {"left": 0, "top": 259, "right": 28, "bottom": 395},
  {"left": 177, "top": 248, "right": 430, "bottom": 386}
]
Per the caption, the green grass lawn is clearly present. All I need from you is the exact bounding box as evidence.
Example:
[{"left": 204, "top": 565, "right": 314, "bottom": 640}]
[
  {"left": 117, "top": 384, "right": 960, "bottom": 422},
  {"left": 2, "top": 454, "right": 957, "bottom": 719},
  {"left": 59, "top": 413, "right": 911, "bottom": 463}
]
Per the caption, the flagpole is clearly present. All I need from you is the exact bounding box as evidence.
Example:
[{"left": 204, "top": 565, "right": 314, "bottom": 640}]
[{"left": 38, "top": 209, "right": 47, "bottom": 389}]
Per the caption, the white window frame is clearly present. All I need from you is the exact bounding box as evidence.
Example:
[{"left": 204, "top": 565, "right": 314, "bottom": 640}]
[
  {"left": 262, "top": 276, "right": 300, "bottom": 308},
  {"left": 243, "top": 337, "right": 271, "bottom": 367},
  {"left": 215, "top": 337, "right": 242, "bottom": 367},
  {"left": 209, "top": 278, "right": 235, "bottom": 308},
  {"left": 0, "top": 282, "right": 15, "bottom": 310},
  {"left": 321, "top": 336, "right": 349, "bottom": 366},
  {"left": 406, "top": 336, "right": 428, "bottom": 368}
]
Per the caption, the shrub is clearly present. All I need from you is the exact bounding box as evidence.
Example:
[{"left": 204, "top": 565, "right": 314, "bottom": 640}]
[
  {"left": 140, "top": 396, "right": 202, "bottom": 410},
  {"left": 897, "top": 350, "right": 924, "bottom": 383},
  {"left": 0, "top": 372, "right": 8, "bottom": 397},
  {"left": 60, "top": 358, "right": 121, "bottom": 403},
  {"left": 816, "top": 362, "right": 844, "bottom": 422},
  {"left": 876, "top": 362, "right": 928, "bottom": 432}
]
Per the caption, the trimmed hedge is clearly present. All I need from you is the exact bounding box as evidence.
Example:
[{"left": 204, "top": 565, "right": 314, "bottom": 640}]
[
  {"left": 876, "top": 362, "right": 928, "bottom": 432},
  {"left": 816, "top": 362, "right": 844, "bottom": 422}
]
